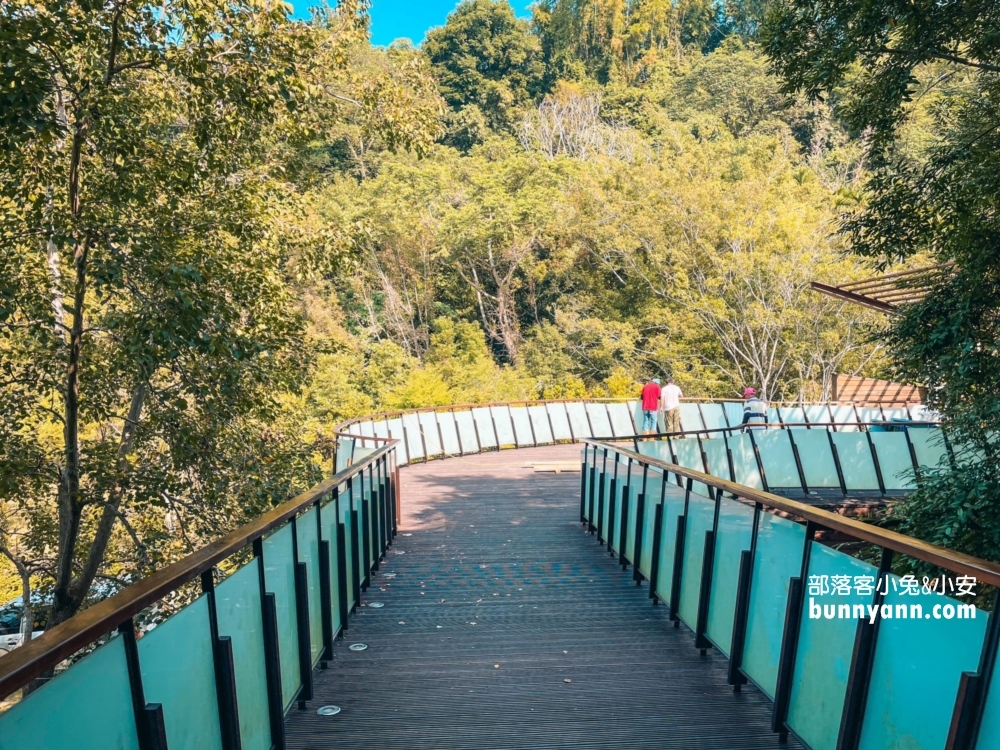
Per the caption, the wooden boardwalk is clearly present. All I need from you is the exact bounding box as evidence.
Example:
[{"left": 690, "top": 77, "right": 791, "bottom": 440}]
[{"left": 285, "top": 445, "right": 798, "bottom": 750}]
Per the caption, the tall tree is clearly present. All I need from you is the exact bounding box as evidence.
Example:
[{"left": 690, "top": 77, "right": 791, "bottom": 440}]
[
  {"left": 0, "top": 0, "right": 329, "bottom": 626},
  {"left": 762, "top": 0, "right": 1000, "bottom": 558},
  {"left": 425, "top": 0, "right": 546, "bottom": 136}
]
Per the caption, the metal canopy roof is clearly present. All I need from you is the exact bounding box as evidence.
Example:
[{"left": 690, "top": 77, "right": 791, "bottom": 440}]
[{"left": 811, "top": 262, "right": 955, "bottom": 314}]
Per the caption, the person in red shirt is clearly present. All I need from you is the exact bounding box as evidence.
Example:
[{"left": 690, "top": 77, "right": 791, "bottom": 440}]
[{"left": 640, "top": 378, "right": 662, "bottom": 435}]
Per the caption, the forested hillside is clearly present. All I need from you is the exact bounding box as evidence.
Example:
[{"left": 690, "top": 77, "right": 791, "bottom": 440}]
[
  {"left": 305, "top": 0, "right": 889, "bottom": 428},
  {"left": 5, "top": 0, "right": 985, "bottom": 613}
]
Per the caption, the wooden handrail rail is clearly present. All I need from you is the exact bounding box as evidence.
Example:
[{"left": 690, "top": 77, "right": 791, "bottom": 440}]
[
  {"left": 586, "top": 439, "right": 1000, "bottom": 589},
  {"left": 590, "top": 420, "right": 937, "bottom": 441},
  {"left": 335, "top": 398, "right": 924, "bottom": 430},
  {"left": 0, "top": 441, "right": 398, "bottom": 700}
]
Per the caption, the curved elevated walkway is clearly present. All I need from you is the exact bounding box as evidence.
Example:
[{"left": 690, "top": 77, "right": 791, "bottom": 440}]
[{"left": 286, "top": 445, "right": 797, "bottom": 749}]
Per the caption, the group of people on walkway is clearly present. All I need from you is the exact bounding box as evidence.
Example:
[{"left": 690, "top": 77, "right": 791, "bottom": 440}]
[{"left": 639, "top": 378, "right": 768, "bottom": 435}]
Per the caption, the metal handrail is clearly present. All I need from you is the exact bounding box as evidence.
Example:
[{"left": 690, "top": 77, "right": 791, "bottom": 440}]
[
  {"left": 586, "top": 439, "right": 1000, "bottom": 588},
  {"left": 0, "top": 441, "right": 398, "bottom": 699}
]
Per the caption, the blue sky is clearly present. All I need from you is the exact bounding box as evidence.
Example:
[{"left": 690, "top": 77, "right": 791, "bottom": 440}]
[{"left": 291, "top": 1, "right": 533, "bottom": 47}]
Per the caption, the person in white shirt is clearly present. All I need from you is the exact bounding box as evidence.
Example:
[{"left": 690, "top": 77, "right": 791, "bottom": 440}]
[{"left": 660, "top": 377, "right": 683, "bottom": 433}]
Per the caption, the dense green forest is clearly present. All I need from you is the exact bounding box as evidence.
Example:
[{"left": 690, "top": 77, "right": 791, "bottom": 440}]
[{"left": 1, "top": 0, "right": 996, "bottom": 616}]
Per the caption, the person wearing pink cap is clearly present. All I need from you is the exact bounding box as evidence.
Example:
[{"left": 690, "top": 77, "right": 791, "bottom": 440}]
[{"left": 740, "top": 387, "right": 767, "bottom": 431}]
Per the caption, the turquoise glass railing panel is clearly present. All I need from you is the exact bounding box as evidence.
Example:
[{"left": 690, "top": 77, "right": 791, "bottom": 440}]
[
  {"left": 216, "top": 562, "right": 271, "bottom": 750},
  {"left": 767, "top": 407, "right": 781, "bottom": 424},
  {"left": 701, "top": 437, "right": 730, "bottom": 480},
  {"left": 402, "top": 412, "right": 424, "bottom": 460},
  {"left": 296, "top": 507, "right": 324, "bottom": 664},
  {"left": 638, "top": 473, "right": 663, "bottom": 578},
  {"left": 786, "top": 543, "right": 877, "bottom": 750},
  {"left": 631, "top": 400, "right": 651, "bottom": 433},
  {"left": 139, "top": 595, "right": 223, "bottom": 750},
  {"left": 742, "top": 513, "right": 805, "bottom": 698},
  {"left": 830, "top": 404, "right": 860, "bottom": 431},
  {"left": 779, "top": 406, "right": 808, "bottom": 427},
  {"left": 831, "top": 432, "right": 880, "bottom": 491},
  {"left": 637, "top": 440, "right": 673, "bottom": 463},
  {"left": 753, "top": 431, "right": 801, "bottom": 490},
  {"left": 908, "top": 404, "right": 940, "bottom": 422},
  {"left": 528, "top": 405, "right": 554, "bottom": 443},
  {"left": 672, "top": 438, "right": 708, "bottom": 496},
  {"left": 358, "top": 420, "right": 375, "bottom": 439},
  {"left": 438, "top": 410, "right": 461, "bottom": 456},
  {"left": 869, "top": 432, "right": 916, "bottom": 491},
  {"left": 858, "top": 580, "right": 988, "bottom": 750},
  {"left": 385, "top": 417, "right": 406, "bottom": 463},
  {"left": 586, "top": 403, "right": 613, "bottom": 437},
  {"left": 607, "top": 401, "right": 635, "bottom": 436},
  {"left": 678, "top": 403, "right": 705, "bottom": 432},
  {"left": 729, "top": 433, "right": 764, "bottom": 490},
  {"left": 0, "top": 636, "right": 140, "bottom": 750},
  {"left": 598, "top": 471, "right": 610, "bottom": 536},
  {"left": 653, "top": 482, "right": 688, "bottom": 605},
  {"left": 976, "top": 661, "right": 1000, "bottom": 748},
  {"left": 352, "top": 446, "right": 376, "bottom": 463},
  {"left": 858, "top": 406, "right": 884, "bottom": 423},
  {"left": 492, "top": 406, "right": 516, "bottom": 447},
  {"left": 789, "top": 431, "right": 840, "bottom": 489},
  {"left": 677, "top": 492, "right": 715, "bottom": 627},
  {"left": 548, "top": 403, "right": 573, "bottom": 441},
  {"left": 454, "top": 409, "right": 479, "bottom": 453},
  {"left": 373, "top": 418, "right": 389, "bottom": 440},
  {"left": 723, "top": 401, "right": 745, "bottom": 428},
  {"left": 908, "top": 427, "right": 949, "bottom": 473},
  {"left": 566, "top": 402, "right": 592, "bottom": 438},
  {"left": 262, "top": 523, "right": 301, "bottom": 708},
  {"left": 805, "top": 404, "right": 831, "bottom": 425},
  {"left": 471, "top": 407, "right": 497, "bottom": 449},
  {"left": 700, "top": 403, "right": 728, "bottom": 432},
  {"left": 509, "top": 406, "right": 534, "bottom": 446},
  {"left": 881, "top": 407, "right": 909, "bottom": 421},
  {"left": 418, "top": 411, "right": 442, "bottom": 457},
  {"left": 706, "top": 497, "right": 754, "bottom": 655},
  {"left": 336, "top": 438, "right": 354, "bottom": 472}
]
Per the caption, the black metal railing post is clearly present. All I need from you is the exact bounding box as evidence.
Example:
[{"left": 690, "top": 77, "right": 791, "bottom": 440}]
[
  {"left": 694, "top": 529, "right": 716, "bottom": 653},
  {"left": 837, "top": 548, "right": 893, "bottom": 750},
  {"left": 361, "top": 492, "right": 372, "bottom": 588},
  {"left": 318, "top": 534, "right": 334, "bottom": 662},
  {"left": 947, "top": 590, "right": 1000, "bottom": 750},
  {"left": 200, "top": 570, "right": 242, "bottom": 750},
  {"left": 587, "top": 448, "right": 597, "bottom": 535},
  {"left": 728, "top": 549, "right": 753, "bottom": 690},
  {"left": 290, "top": 517, "right": 313, "bottom": 709},
  {"left": 120, "top": 618, "right": 168, "bottom": 750},
  {"left": 633, "top": 491, "right": 646, "bottom": 584},
  {"left": 669, "top": 513, "right": 686, "bottom": 625},
  {"left": 253, "top": 539, "right": 285, "bottom": 750},
  {"left": 337, "top": 519, "right": 349, "bottom": 630},
  {"left": 649, "top": 475, "right": 667, "bottom": 603},
  {"left": 608, "top": 460, "right": 618, "bottom": 556},
  {"left": 772, "top": 521, "right": 820, "bottom": 740},
  {"left": 580, "top": 444, "right": 589, "bottom": 523},
  {"left": 728, "top": 501, "right": 761, "bottom": 690},
  {"left": 619, "top": 480, "right": 629, "bottom": 569},
  {"left": 368, "top": 464, "right": 380, "bottom": 572}
]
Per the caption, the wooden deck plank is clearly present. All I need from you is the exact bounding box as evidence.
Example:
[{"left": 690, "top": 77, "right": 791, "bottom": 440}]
[{"left": 285, "top": 444, "right": 798, "bottom": 750}]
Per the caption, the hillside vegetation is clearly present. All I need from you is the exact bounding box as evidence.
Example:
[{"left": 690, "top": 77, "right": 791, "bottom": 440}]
[{"left": 3, "top": 0, "right": 994, "bottom": 617}]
